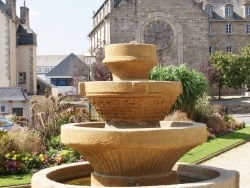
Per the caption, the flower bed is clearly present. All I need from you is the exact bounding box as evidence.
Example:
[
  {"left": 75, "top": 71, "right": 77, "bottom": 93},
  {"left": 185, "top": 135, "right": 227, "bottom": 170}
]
[{"left": 0, "top": 149, "right": 83, "bottom": 175}]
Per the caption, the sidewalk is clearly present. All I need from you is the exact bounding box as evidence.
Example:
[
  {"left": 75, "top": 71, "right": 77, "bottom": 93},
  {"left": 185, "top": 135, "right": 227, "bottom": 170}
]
[
  {"left": 201, "top": 141, "right": 250, "bottom": 187},
  {"left": 203, "top": 96, "right": 250, "bottom": 187}
]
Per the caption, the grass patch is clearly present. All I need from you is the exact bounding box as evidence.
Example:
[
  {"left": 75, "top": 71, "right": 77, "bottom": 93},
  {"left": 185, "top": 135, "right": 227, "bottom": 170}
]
[
  {"left": 0, "top": 174, "right": 32, "bottom": 187},
  {"left": 179, "top": 127, "right": 250, "bottom": 164}
]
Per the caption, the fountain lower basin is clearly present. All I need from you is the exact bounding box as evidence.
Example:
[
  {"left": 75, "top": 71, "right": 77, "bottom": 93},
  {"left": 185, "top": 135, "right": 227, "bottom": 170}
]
[{"left": 32, "top": 161, "right": 239, "bottom": 188}]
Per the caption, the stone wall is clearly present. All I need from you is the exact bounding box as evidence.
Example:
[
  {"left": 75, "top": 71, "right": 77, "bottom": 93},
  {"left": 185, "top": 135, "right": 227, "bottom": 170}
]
[
  {"left": 0, "top": 10, "right": 9, "bottom": 87},
  {"left": 18, "top": 45, "right": 37, "bottom": 95},
  {"left": 107, "top": 0, "right": 210, "bottom": 68},
  {"left": 209, "top": 21, "right": 250, "bottom": 53}
]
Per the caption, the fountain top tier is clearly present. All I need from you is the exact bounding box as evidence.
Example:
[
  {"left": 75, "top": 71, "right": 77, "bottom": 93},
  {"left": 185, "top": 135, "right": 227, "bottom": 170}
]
[
  {"left": 79, "top": 42, "right": 182, "bottom": 127},
  {"left": 102, "top": 42, "right": 158, "bottom": 81}
]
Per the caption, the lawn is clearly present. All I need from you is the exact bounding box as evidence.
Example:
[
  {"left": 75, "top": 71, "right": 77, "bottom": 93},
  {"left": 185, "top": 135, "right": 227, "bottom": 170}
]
[
  {"left": 179, "top": 127, "right": 250, "bottom": 163},
  {"left": 0, "top": 173, "right": 32, "bottom": 187},
  {"left": 1, "top": 127, "right": 250, "bottom": 187}
]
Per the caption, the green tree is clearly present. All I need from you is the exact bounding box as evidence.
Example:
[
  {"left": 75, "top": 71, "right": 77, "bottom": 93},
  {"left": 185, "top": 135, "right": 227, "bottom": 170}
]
[
  {"left": 210, "top": 45, "right": 250, "bottom": 97},
  {"left": 150, "top": 64, "right": 209, "bottom": 117}
]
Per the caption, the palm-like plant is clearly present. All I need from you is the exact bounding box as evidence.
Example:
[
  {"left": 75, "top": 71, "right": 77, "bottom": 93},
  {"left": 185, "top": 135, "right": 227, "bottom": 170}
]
[{"left": 150, "top": 64, "right": 209, "bottom": 117}]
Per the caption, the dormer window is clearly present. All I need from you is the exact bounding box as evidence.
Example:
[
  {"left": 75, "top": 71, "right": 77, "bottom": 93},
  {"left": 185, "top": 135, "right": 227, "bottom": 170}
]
[
  {"left": 246, "top": 7, "right": 250, "bottom": 15},
  {"left": 204, "top": 4, "right": 213, "bottom": 17},
  {"left": 205, "top": 7, "right": 212, "bottom": 15},
  {"left": 225, "top": 4, "right": 233, "bottom": 18},
  {"left": 225, "top": 7, "right": 232, "bottom": 15}
]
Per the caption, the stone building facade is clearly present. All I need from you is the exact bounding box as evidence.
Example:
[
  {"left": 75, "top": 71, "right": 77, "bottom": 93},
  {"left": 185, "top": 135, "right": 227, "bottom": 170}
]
[
  {"left": 88, "top": 0, "right": 250, "bottom": 68},
  {"left": 0, "top": 0, "right": 37, "bottom": 95},
  {"left": 204, "top": 0, "right": 250, "bottom": 54}
]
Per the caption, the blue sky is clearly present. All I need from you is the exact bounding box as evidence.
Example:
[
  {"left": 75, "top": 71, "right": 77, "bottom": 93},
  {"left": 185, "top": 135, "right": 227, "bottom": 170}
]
[{"left": 12, "top": 0, "right": 103, "bottom": 55}]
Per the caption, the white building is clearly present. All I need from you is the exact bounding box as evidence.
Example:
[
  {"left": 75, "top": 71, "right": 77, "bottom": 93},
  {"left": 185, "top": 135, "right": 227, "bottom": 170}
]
[{"left": 0, "top": 0, "right": 37, "bottom": 95}]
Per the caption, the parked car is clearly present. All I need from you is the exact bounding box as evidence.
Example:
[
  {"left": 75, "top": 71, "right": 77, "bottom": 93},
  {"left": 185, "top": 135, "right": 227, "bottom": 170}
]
[{"left": 0, "top": 117, "right": 13, "bottom": 131}]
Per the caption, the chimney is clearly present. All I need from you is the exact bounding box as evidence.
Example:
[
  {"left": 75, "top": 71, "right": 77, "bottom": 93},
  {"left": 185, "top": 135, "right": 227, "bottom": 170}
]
[
  {"left": 6, "top": 0, "right": 16, "bottom": 19},
  {"left": 20, "top": 1, "right": 29, "bottom": 26}
]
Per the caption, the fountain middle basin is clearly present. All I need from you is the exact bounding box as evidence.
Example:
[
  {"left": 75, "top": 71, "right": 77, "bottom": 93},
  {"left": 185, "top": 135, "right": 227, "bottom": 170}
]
[{"left": 60, "top": 121, "right": 206, "bottom": 186}]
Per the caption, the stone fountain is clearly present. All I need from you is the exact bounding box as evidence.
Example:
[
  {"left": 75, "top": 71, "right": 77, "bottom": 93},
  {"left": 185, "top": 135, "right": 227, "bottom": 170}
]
[{"left": 32, "top": 42, "right": 239, "bottom": 188}]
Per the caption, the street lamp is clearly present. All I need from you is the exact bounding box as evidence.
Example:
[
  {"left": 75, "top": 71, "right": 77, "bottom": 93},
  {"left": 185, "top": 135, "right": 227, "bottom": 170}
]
[{"left": 84, "top": 49, "right": 95, "bottom": 121}]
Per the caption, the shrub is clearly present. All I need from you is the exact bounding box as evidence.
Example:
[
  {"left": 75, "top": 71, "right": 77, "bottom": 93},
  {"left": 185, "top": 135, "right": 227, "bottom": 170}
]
[
  {"left": 165, "top": 111, "right": 191, "bottom": 121},
  {"left": 206, "top": 114, "right": 246, "bottom": 140},
  {"left": 193, "top": 94, "right": 223, "bottom": 123},
  {"left": 150, "top": 64, "right": 209, "bottom": 117},
  {"left": 0, "top": 128, "right": 41, "bottom": 154},
  {"left": 44, "top": 148, "right": 83, "bottom": 167},
  {"left": 30, "top": 93, "right": 88, "bottom": 150},
  {"left": 224, "top": 115, "right": 246, "bottom": 131}
]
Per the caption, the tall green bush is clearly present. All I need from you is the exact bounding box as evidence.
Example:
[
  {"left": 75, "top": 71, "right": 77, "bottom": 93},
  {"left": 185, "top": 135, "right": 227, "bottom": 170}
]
[{"left": 150, "top": 64, "right": 209, "bottom": 116}]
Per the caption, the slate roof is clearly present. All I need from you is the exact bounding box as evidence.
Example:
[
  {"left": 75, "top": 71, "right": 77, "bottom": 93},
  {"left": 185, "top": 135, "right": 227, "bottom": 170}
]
[
  {"left": 17, "top": 24, "right": 37, "bottom": 45},
  {"left": 46, "top": 53, "right": 86, "bottom": 77},
  {"left": 114, "top": 0, "right": 123, "bottom": 7},
  {"left": 0, "top": 1, "right": 5, "bottom": 12},
  {"left": 0, "top": 87, "right": 29, "bottom": 101},
  {"left": 203, "top": 0, "right": 249, "bottom": 20}
]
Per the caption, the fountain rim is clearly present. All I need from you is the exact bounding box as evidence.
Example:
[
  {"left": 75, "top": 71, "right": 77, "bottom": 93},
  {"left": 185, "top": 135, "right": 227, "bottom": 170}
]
[
  {"left": 61, "top": 121, "right": 206, "bottom": 132},
  {"left": 79, "top": 81, "right": 183, "bottom": 95},
  {"left": 32, "top": 162, "right": 239, "bottom": 188},
  {"left": 61, "top": 121, "right": 207, "bottom": 148}
]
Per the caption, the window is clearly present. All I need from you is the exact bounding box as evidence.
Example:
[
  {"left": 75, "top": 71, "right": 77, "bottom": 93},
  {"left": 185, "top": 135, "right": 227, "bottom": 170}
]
[
  {"left": 226, "top": 24, "right": 232, "bottom": 34},
  {"left": 44, "top": 67, "right": 50, "bottom": 73},
  {"left": 205, "top": 7, "right": 212, "bottom": 15},
  {"left": 51, "top": 78, "right": 74, "bottom": 86},
  {"left": 37, "top": 67, "right": 42, "bottom": 74},
  {"left": 226, "top": 46, "right": 232, "bottom": 53},
  {"left": 204, "top": 5, "right": 213, "bottom": 17},
  {"left": 225, "top": 7, "right": 232, "bottom": 15},
  {"left": 1, "top": 106, "right": 5, "bottom": 112},
  {"left": 246, "top": 7, "right": 250, "bottom": 15},
  {"left": 19, "top": 72, "right": 26, "bottom": 84},
  {"left": 12, "top": 108, "right": 23, "bottom": 116},
  {"left": 209, "top": 24, "right": 212, "bottom": 35},
  {"left": 209, "top": 46, "right": 213, "bottom": 55},
  {"left": 247, "top": 25, "right": 250, "bottom": 34}
]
